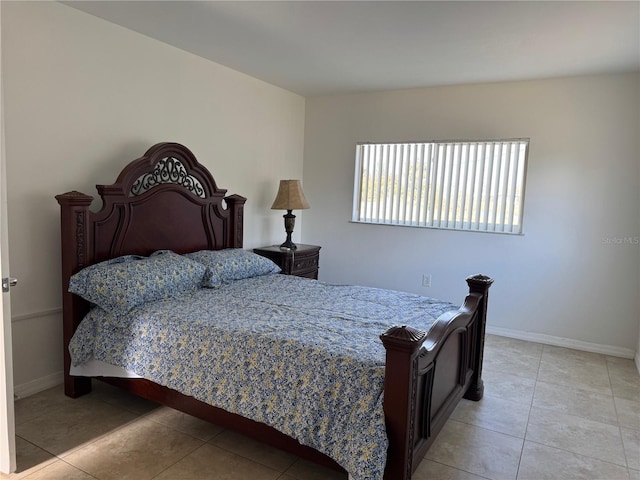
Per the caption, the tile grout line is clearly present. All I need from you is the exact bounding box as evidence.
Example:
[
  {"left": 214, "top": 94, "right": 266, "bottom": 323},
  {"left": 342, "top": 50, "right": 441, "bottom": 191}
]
[
  {"left": 529, "top": 348, "right": 630, "bottom": 472},
  {"left": 522, "top": 439, "right": 633, "bottom": 473},
  {"left": 607, "top": 360, "right": 631, "bottom": 471},
  {"left": 424, "top": 458, "right": 495, "bottom": 480},
  {"left": 57, "top": 458, "right": 100, "bottom": 480},
  {"left": 148, "top": 441, "right": 210, "bottom": 480},
  {"left": 515, "top": 344, "right": 543, "bottom": 480}
]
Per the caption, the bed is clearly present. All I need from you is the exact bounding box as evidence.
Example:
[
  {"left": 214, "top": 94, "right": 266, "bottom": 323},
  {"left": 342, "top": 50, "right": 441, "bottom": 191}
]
[{"left": 56, "top": 142, "right": 493, "bottom": 480}]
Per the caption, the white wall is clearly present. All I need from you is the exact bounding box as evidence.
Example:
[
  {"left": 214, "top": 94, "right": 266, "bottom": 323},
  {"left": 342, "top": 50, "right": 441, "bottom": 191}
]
[
  {"left": 1, "top": 2, "right": 305, "bottom": 393},
  {"left": 304, "top": 73, "right": 640, "bottom": 355}
]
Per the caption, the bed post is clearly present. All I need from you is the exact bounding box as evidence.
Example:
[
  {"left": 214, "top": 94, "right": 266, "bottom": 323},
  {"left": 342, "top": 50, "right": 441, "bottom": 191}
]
[
  {"left": 463, "top": 274, "right": 494, "bottom": 401},
  {"left": 224, "top": 194, "right": 246, "bottom": 248},
  {"left": 380, "top": 325, "right": 427, "bottom": 480},
  {"left": 55, "top": 191, "right": 94, "bottom": 397}
]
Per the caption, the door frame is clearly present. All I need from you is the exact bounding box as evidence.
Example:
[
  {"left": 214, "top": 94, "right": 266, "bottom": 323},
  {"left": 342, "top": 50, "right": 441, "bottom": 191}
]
[{"left": 0, "top": 3, "right": 17, "bottom": 473}]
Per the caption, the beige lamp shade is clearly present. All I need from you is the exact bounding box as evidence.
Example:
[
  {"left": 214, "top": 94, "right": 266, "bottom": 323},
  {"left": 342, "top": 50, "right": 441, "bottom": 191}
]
[{"left": 270, "top": 180, "right": 310, "bottom": 210}]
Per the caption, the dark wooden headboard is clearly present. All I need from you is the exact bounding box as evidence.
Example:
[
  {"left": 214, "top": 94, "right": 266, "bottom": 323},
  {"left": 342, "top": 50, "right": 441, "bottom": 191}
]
[{"left": 55, "top": 142, "right": 246, "bottom": 395}]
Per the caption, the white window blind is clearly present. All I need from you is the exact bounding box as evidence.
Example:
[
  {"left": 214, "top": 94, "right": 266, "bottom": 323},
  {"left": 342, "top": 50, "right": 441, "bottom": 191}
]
[{"left": 352, "top": 139, "right": 529, "bottom": 234}]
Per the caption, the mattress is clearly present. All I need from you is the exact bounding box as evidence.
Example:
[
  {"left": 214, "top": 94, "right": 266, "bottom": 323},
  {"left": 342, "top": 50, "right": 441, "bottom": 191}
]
[{"left": 70, "top": 359, "right": 142, "bottom": 378}]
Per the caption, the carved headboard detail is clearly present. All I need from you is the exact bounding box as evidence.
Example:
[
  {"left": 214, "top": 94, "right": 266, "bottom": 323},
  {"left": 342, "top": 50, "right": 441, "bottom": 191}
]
[
  {"left": 56, "top": 142, "right": 246, "bottom": 271},
  {"left": 130, "top": 156, "right": 207, "bottom": 198}
]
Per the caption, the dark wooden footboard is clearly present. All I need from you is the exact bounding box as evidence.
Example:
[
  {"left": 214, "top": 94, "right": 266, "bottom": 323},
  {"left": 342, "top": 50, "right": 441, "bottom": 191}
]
[{"left": 381, "top": 274, "right": 493, "bottom": 480}]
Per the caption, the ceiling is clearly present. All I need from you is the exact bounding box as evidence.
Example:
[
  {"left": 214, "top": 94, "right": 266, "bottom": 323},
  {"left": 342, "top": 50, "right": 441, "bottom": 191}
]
[{"left": 65, "top": 1, "right": 640, "bottom": 97}]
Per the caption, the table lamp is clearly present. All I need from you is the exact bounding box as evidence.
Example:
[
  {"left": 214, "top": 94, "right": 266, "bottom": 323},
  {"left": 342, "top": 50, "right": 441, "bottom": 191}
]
[{"left": 271, "top": 179, "right": 310, "bottom": 250}]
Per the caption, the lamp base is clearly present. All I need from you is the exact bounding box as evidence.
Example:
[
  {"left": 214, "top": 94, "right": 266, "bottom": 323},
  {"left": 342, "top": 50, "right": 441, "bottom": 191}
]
[
  {"left": 280, "top": 210, "right": 298, "bottom": 251},
  {"left": 279, "top": 239, "right": 298, "bottom": 251}
]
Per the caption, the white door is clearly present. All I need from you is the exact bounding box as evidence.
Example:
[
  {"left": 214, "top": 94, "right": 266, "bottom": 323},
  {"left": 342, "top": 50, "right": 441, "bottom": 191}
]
[{"left": 0, "top": 3, "right": 17, "bottom": 473}]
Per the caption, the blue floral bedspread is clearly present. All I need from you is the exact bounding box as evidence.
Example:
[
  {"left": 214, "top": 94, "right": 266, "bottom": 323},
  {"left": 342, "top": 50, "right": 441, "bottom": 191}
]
[{"left": 69, "top": 274, "right": 458, "bottom": 480}]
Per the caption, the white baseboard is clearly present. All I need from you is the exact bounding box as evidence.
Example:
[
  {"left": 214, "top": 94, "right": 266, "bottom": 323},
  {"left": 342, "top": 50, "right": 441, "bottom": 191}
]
[
  {"left": 486, "top": 326, "right": 636, "bottom": 359},
  {"left": 14, "top": 371, "right": 63, "bottom": 400}
]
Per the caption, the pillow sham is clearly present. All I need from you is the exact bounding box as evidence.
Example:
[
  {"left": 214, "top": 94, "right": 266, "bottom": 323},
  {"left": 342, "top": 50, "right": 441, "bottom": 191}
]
[
  {"left": 68, "top": 251, "right": 206, "bottom": 314},
  {"left": 185, "top": 248, "right": 280, "bottom": 286}
]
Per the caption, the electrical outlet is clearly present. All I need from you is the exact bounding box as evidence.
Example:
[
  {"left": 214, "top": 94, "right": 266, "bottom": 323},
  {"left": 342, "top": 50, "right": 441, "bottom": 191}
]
[{"left": 422, "top": 274, "right": 432, "bottom": 287}]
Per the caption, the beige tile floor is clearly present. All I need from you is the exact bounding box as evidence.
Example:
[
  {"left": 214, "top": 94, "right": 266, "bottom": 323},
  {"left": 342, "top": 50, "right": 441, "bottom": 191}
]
[{"left": 2, "top": 335, "right": 639, "bottom": 480}]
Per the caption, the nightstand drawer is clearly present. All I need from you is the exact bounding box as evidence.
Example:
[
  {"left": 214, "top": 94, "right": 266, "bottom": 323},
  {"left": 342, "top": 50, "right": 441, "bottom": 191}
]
[
  {"left": 253, "top": 244, "right": 321, "bottom": 279},
  {"left": 292, "top": 255, "right": 319, "bottom": 275}
]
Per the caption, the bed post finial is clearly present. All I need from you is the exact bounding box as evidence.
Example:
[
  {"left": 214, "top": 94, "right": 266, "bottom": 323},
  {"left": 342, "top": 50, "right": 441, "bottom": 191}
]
[{"left": 464, "top": 274, "right": 494, "bottom": 401}]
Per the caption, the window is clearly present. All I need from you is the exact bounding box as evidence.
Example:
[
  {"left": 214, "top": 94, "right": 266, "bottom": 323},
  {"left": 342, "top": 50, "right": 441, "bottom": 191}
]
[{"left": 352, "top": 139, "right": 529, "bottom": 234}]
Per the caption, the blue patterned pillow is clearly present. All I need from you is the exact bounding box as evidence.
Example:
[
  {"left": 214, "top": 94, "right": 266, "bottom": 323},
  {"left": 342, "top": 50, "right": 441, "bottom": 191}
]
[
  {"left": 69, "top": 251, "right": 206, "bottom": 314},
  {"left": 184, "top": 249, "right": 280, "bottom": 286}
]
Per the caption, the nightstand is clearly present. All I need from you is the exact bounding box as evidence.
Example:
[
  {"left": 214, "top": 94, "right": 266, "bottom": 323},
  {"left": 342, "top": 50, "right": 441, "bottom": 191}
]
[{"left": 253, "top": 244, "right": 321, "bottom": 279}]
